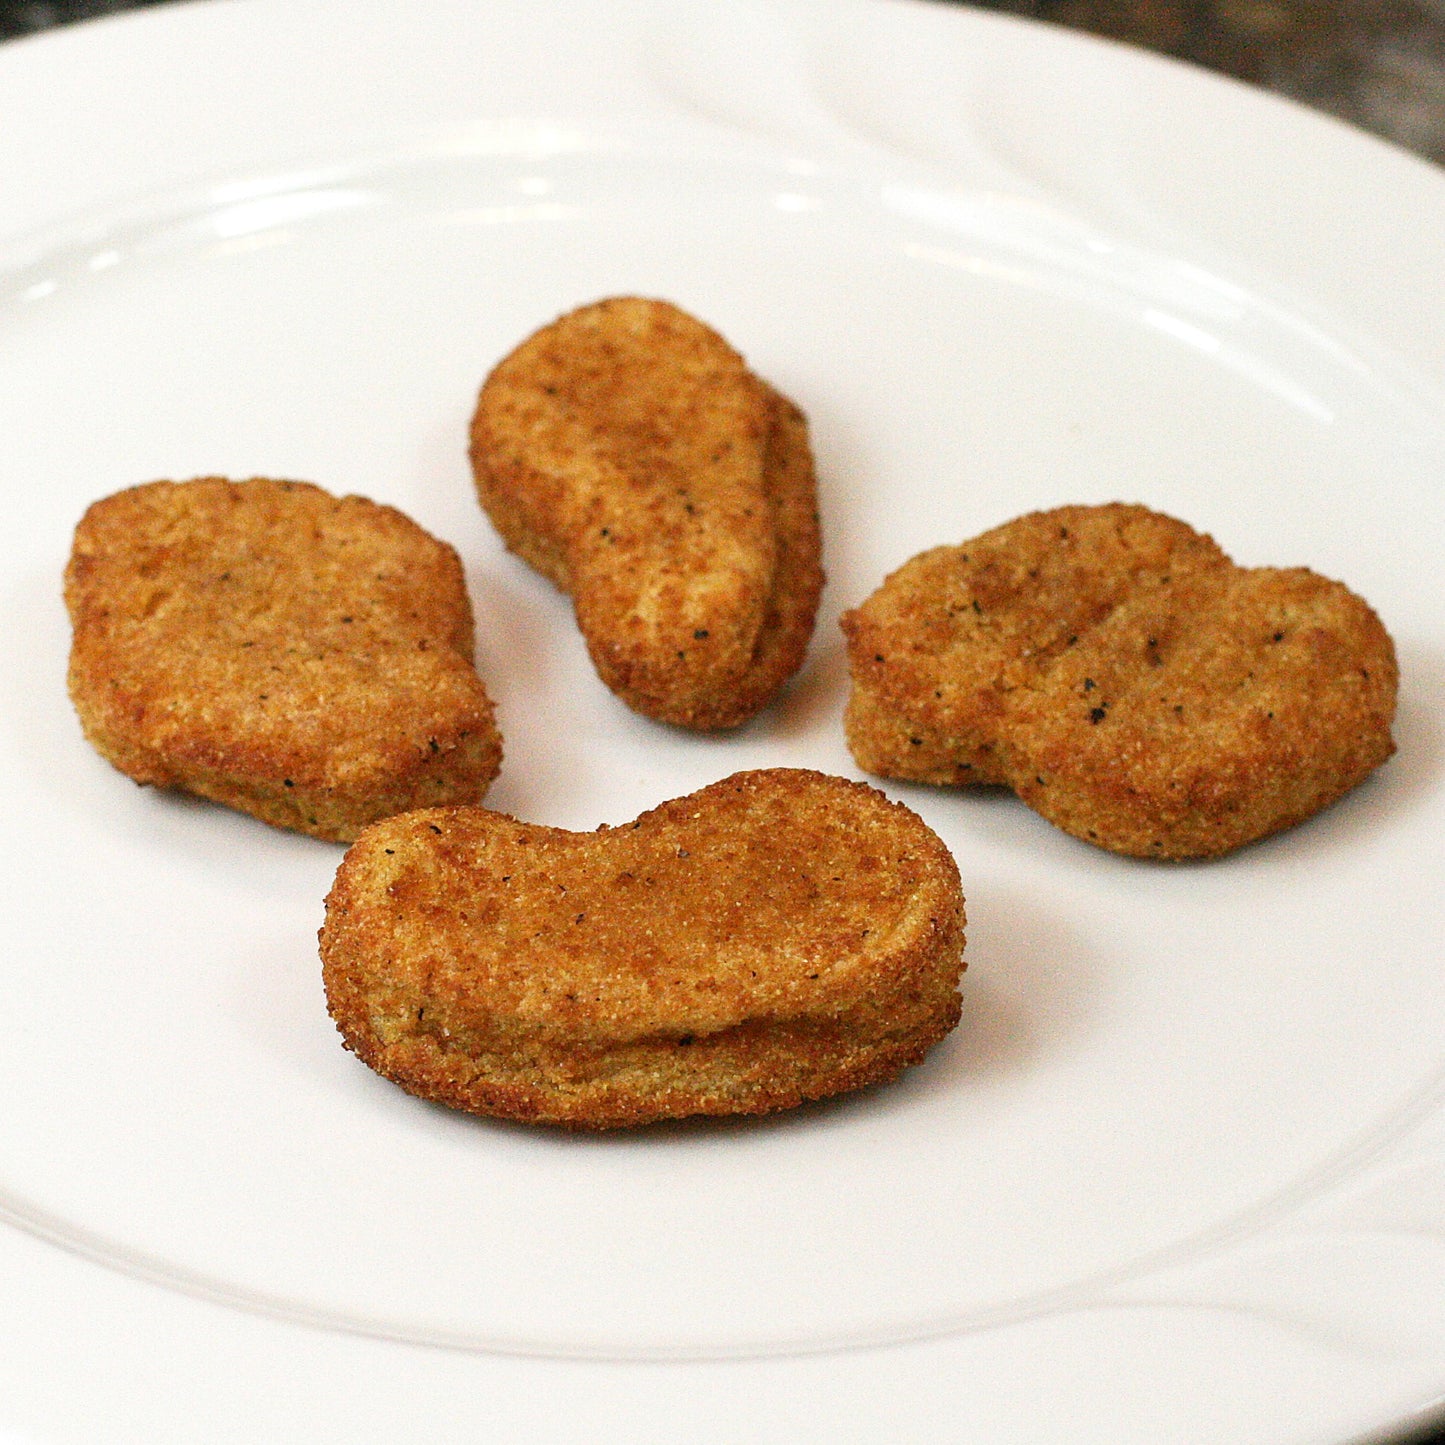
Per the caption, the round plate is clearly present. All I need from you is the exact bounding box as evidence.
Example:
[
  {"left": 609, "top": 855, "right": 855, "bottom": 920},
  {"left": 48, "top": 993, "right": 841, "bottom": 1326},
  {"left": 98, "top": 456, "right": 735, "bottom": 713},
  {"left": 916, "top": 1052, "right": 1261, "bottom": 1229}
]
[{"left": 2, "top": 1, "right": 1444, "bottom": 1440}]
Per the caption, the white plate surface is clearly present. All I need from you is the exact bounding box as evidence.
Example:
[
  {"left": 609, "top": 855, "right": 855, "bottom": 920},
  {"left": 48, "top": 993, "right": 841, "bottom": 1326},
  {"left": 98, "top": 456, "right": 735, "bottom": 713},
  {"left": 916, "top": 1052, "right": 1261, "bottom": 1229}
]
[{"left": 2, "top": 2, "right": 1444, "bottom": 1441}]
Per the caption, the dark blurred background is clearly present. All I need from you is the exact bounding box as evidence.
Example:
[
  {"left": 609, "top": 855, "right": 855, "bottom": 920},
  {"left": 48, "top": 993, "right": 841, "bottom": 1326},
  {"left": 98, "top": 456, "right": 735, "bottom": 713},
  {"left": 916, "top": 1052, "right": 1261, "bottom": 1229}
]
[{"left": 3, "top": 0, "right": 1445, "bottom": 164}]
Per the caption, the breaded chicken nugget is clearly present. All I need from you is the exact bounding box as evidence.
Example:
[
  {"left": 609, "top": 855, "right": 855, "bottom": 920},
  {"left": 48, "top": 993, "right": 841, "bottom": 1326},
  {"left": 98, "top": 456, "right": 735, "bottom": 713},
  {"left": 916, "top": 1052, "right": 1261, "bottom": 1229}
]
[
  {"left": 842, "top": 504, "right": 1397, "bottom": 859},
  {"left": 65, "top": 477, "right": 502, "bottom": 842},
  {"left": 469, "top": 297, "right": 824, "bottom": 729},
  {"left": 320, "top": 769, "right": 965, "bottom": 1129}
]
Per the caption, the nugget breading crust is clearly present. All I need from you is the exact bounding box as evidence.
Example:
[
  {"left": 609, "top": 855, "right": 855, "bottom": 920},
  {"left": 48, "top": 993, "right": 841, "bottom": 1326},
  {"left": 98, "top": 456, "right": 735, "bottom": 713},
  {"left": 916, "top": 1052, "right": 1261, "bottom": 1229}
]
[
  {"left": 65, "top": 477, "right": 502, "bottom": 842},
  {"left": 469, "top": 297, "right": 824, "bottom": 729},
  {"left": 320, "top": 769, "right": 965, "bottom": 1129},
  {"left": 842, "top": 504, "right": 1397, "bottom": 859}
]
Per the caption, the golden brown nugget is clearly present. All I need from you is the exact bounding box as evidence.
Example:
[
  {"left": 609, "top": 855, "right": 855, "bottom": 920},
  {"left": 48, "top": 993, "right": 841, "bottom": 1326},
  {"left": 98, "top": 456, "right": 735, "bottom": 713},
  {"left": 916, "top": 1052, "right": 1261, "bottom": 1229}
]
[
  {"left": 469, "top": 297, "right": 824, "bottom": 729},
  {"left": 320, "top": 769, "right": 965, "bottom": 1129},
  {"left": 65, "top": 477, "right": 502, "bottom": 842},
  {"left": 842, "top": 504, "right": 1398, "bottom": 859}
]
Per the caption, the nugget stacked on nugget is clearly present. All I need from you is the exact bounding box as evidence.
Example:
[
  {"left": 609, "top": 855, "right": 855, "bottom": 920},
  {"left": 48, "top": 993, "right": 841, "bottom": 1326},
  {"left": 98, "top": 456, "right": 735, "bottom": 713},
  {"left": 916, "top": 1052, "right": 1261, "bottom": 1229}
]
[
  {"left": 469, "top": 297, "right": 824, "bottom": 729},
  {"left": 320, "top": 769, "right": 965, "bottom": 1128},
  {"left": 843, "top": 503, "right": 1397, "bottom": 858},
  {"left": 65, "top": 477, "right": 502, "bottom": 841}
]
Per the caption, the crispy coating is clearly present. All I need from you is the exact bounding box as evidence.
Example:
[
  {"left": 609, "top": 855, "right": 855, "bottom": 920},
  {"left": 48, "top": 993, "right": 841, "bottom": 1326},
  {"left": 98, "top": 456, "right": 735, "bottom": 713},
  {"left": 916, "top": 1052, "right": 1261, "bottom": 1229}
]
[
  {"left": 842, "top": 503, "right": 1398, "bottom": 859},
  {"left": 320, "top": 769, "right": 966, "bottom": 1129},
  {"left": 469, "top": 297, "right": 824, "bottom": 729},
  {"left": 65, "top": 477, "right": 502, "bottom": 842}
]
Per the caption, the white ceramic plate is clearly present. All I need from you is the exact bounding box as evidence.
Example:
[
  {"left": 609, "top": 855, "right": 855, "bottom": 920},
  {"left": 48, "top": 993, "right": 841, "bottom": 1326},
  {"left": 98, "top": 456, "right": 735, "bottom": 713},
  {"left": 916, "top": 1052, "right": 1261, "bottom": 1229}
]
[{"left": 2, "top": 2, "right": 1443, "bottom": 1441}]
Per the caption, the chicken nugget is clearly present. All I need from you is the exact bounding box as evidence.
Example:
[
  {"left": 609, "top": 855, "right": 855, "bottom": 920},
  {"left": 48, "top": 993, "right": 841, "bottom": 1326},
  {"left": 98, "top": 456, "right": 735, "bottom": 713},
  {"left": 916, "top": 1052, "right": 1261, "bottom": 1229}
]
[
  {"left": 65, "top": 477, "right": 502, "bottom": 842},
  {"left": 842, "top": 503, "right": 1397, "bottom": 858},
  {"left": 320, "top": 769, "right": 965, "bottom": 1129},
  {"left": 469, "top": 297, "right": 824, "bottom": 729}
]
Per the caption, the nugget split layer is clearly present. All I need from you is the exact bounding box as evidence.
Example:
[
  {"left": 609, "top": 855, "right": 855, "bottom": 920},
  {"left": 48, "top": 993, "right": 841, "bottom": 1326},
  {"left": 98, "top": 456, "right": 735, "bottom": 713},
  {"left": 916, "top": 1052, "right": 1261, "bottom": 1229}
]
[
  {"left": 65, "top": 477, "right": 502, "bottom": 842},
  {"left": 469, "top": 297, "right": 824, "bottom": 729},
  {"left": 842, "top": 504, "right": 1398, "bottom": 859},
  {"left": 321, "top": 769, "right": 966, "bottom": 1129}
]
